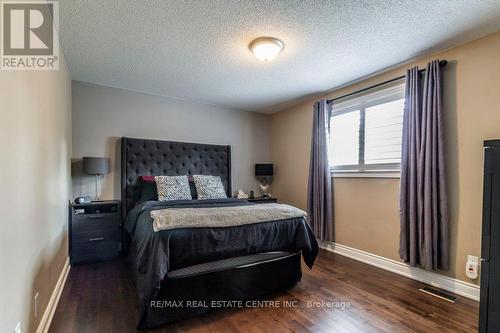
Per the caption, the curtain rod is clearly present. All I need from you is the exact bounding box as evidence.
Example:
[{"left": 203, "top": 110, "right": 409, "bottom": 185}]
[{"left": 326, "top": 60, "right": 448, "bottom": 104}]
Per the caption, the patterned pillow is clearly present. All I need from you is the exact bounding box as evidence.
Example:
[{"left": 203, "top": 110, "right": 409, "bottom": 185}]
[
  {"left": 155, "top": 175, "right": 192, "bottom": 201},
  {"left": 192, "top": 175, "right": 227, "bottom": 200}
]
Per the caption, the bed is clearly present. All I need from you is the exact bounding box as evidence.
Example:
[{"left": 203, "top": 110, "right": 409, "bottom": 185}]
[{"left": 121, "top": 137, "right": 319, "bottom": 329}]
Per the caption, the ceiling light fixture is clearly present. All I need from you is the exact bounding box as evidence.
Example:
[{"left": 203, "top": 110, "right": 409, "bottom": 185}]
[{"left": 249, "top": 37, "right": 284, "bottom": 62}]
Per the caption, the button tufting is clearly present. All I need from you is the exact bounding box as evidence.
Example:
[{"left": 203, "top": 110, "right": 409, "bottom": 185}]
[{"left": 123, "top": 139, "right": 230, "bottom": 213}]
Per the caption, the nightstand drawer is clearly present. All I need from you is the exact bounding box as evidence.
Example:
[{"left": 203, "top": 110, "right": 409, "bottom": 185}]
[
  {"left": 72, "top": 214, "right": 119, "bottom": 235},
  {"left": 73, "top": 225, "right": 119, "bottom": 243},
  {"left": 72, "top": 233, "right": 119, "bottom": 264}
]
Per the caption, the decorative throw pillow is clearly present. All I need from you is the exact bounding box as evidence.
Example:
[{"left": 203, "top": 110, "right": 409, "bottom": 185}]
[
  {"left": 192, "top": 175, "right": 227, "bottom": 200},
  {"left": 140, "top": 180, "right": 158, "bottom": 201},
  {"left": 138, "top": 176, "right": 158, "bottom": 201},
  {"left": 155, "top": 175, "right": 192, "bottom": 201}
]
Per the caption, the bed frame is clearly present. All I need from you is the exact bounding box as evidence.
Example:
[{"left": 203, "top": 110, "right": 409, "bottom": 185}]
[{"left": 121, "top": 137, "right": 302, "bottom": 329}]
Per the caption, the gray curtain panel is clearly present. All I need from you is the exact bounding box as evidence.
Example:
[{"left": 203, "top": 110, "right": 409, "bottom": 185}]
[
  {"left": 307, "top": 99, "right": 333, "bottom": 241},
  {"left": 399, "top": 60, "right": 449, "bottom": 270}
]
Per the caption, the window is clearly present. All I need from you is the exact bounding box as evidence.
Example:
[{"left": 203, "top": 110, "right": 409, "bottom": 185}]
[{"left": 329, "top": 84, "right": 405, "bottom": 174}]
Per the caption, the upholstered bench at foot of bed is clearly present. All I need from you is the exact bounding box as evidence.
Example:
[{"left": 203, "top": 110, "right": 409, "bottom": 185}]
[{"left": 138, "top": 251, "right": 302, "bottom": 329}]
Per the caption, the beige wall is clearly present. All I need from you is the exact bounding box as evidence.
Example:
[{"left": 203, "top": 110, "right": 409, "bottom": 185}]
[
  {"left": 72, "top": 81, "right": 270, "bottom": 200},
  {"left": 0, "top": 57, "right": 72, "bottom": 330},
  {"left": 270, "top": 31, "right": 500, "bottom": 284}
]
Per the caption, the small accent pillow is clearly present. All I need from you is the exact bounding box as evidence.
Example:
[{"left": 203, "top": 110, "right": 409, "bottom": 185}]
[
  {"left": 193, "top": 175, "right": 227, "bottom": 200},
  {"left": 140, "top": 180, "right": 158, "bottom": 201},
  {"left": 155, "top": 175, "right": 192, "bottom": 201},
  {"left": 139, "top": 176, "right": 158, "bottom": 201}
]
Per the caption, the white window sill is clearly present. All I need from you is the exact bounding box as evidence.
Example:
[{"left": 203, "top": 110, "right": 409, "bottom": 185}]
[{"left": 331, "top": 171, "right": 400, "bottom": 179}]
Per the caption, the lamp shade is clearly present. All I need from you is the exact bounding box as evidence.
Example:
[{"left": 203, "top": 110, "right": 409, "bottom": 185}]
[
  {"left": 255, "top": 164, "right": 273, "bottom": 176},
  {"left": 82, "top": 157, "right": 110, "bottom": 175}
]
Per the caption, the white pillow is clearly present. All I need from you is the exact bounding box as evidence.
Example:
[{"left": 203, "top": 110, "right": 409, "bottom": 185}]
[
  {"left": 155, "top": 175, "right": 192, "bottom": 201},
  {"left": 192, "top": 175, "right": 227, "bottom": 200}
]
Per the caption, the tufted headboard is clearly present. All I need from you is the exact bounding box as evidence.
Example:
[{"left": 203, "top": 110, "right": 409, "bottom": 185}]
[{"left": 121, "top": 137, "right": 231, "bottom": 217}]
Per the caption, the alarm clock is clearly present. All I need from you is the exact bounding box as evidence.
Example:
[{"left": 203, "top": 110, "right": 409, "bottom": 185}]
[{"left": 74, "top": 196, "right": 92, "bottom": 204}]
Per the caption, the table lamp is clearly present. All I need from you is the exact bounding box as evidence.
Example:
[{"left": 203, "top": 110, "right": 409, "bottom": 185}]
[
  {"left": 82, "top": 157, "right": 110, "bottom": 201},
  {"left": 255, "top": 164, "right": 273, "bottom": 198}
]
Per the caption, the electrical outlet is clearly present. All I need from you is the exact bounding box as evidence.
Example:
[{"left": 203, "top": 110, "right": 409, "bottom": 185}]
[
  {"left": 14, "top": 322, "right": 21, "bottom": 333},
  {"left": 466, "top": 255, "right": 479, "bottom": 279},
  {"left": 34, "top": 292, "right": 39, "bottom": 317}
]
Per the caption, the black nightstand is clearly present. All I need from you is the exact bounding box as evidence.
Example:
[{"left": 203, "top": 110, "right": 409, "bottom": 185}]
[
  {"left": 69, "top": 200, "right": 121, "bottom": 265},
  {"left": 246, "top": 197, "right": 278, "bottom": 204}
]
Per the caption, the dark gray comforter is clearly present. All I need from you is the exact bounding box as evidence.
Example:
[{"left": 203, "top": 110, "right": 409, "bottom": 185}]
[{"left": 124, "top": 198, "right": 319, "bottom": 320}]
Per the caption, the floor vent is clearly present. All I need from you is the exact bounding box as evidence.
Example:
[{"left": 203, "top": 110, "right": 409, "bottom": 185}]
[{"left": 419, "top": 286, "right": 457, "bottom": 303}]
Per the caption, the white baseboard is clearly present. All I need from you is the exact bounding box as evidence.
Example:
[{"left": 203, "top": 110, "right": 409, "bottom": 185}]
[
  {"left": 36, "top": 257, "right": 70, "bottom": 333},
  {"left": 319, "top": 241, "right": 480, "bottom": 301}
]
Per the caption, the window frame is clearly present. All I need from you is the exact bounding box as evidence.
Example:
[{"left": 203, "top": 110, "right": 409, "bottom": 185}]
[{"left": 329, "top": 83, "right": 405, "bottom": 176}]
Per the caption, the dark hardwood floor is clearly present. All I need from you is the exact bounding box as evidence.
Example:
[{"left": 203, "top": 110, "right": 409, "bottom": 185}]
[{"left": 49, "top": 250, "right": 479, "bottom": 333}]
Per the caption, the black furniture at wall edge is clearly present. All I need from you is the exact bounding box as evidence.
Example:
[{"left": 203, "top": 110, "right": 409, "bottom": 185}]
[{"left": 480, "top": 140, "right": 500, "bottom": 332}]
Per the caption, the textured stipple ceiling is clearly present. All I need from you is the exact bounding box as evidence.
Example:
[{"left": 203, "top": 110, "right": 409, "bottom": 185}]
[{"left": 59, "top": 1, "right": 500, "bottom": 113}]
